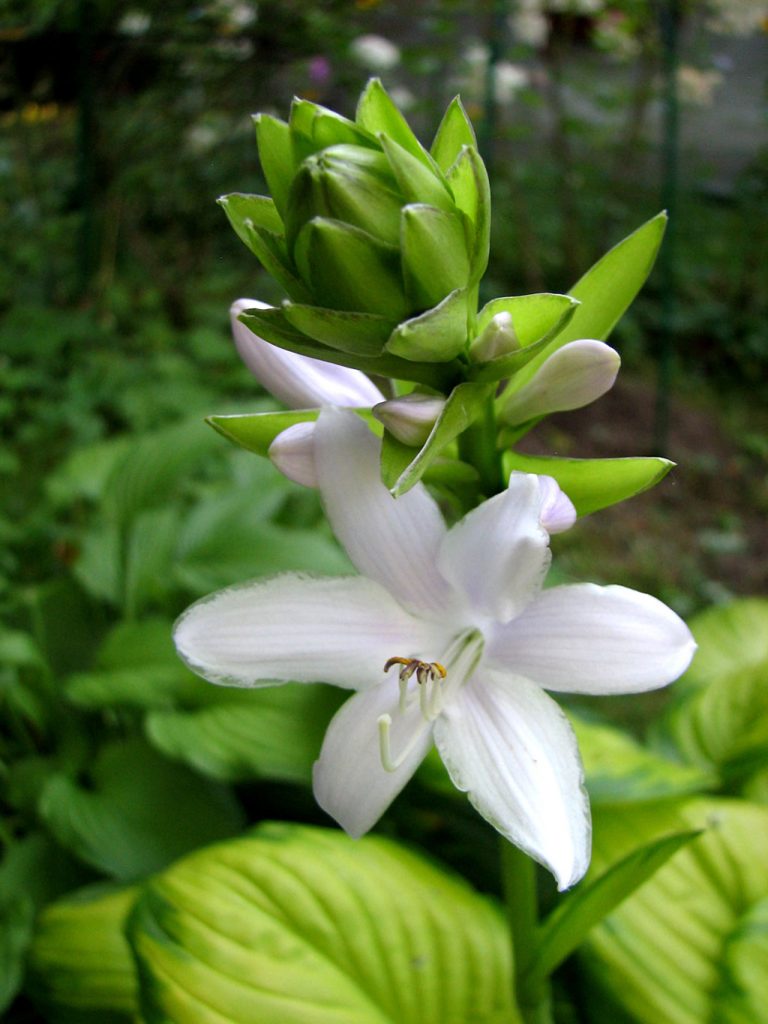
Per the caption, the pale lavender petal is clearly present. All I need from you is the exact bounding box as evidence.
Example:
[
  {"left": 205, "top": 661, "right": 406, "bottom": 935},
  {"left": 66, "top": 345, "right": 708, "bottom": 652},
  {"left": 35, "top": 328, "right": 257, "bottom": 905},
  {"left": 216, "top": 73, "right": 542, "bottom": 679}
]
[
  {"left": 500, "top": 340, "right": 620, "bottom": 425},
  {"left": 434, "top": 669, "right": 590, "bottom": 890},
  {"left": 488, "top": 583, "right": 696, "bottom": 694},
  {"left": 315, "top": 408, "right": 456, "bottom": 617},
  {"left": 313, "top": 681, "right": 432, "bottom": 837},
  {"left": 537, "top": 474, "right": 576, "bottom": 534},
  {"left": 371, "top": 393, "right": 445, "bottom": 447},
  {"left": 268, "top": 422, "right": 318, "bottom": 487},
  {"left": 437, "top": 473, "right": 551, "bottom": 625},
  {"left": 231, "top": 298, "right": 384, "bottom": 408},
  {"left": 174, "top": 574, "right": 447, "bottom": 690}
]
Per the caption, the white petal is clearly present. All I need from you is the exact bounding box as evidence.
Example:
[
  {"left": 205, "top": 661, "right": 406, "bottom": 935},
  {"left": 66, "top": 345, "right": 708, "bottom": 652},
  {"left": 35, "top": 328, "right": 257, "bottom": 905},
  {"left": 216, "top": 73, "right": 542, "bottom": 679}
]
[
  {"left": 434, "top": 669, "right": 590, "bottom": 890},
  {"left": 437, "top": 473, "right": 551, "bottom": 625},
  {"left": 315, "top": 408, "right": 454, "bottom": 616},
  {"left": 268, "top": 422, "right": 318, "bottom": 487},
  {"left": 313, "top": 681, "right": 432, "bottom": 837},
  {"left": 174, "top": 574, "right": 447, "bottom": 690},
  {"left": 488, "top": 583, "right": 697, "bottom": 694},
  {"left": 500, "top": 340, "right": 620, "bottom": 425},
  {"left": 537, "top": 475, "right": 576, "bottom": 534},
  {"left": 231, "top": 299, "right": 384, "bottom": 408}
]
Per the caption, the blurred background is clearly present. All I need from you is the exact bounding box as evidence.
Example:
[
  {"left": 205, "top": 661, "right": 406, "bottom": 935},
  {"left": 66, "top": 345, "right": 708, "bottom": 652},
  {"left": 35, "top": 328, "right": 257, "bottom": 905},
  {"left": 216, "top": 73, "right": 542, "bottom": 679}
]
[{"left": 1, "top": 0, "right": 767, "bottom": 626}]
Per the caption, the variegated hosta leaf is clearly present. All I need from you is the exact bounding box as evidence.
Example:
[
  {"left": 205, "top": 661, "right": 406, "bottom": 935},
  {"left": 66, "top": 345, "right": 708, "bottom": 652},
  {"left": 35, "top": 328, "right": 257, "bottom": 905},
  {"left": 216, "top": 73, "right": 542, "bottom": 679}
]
[
  {"left": 27, "top": 884, "right": 139, "bottom": 1023},
  {"left": 128, "top": 823, "right": 518, "bottom": 1024},
  {"left": 580, "top": 798, "right": 768, "bottom": 1024}
]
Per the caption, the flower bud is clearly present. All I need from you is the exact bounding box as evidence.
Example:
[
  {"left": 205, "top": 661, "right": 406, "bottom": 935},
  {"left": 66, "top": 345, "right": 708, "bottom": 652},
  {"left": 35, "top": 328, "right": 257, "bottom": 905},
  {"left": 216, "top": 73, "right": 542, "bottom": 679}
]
[
  {"left": 499, "top": 340, "right": 620, "bottom": 426},
  {"left": 371, "top": 393, "right": 445, "bottom": 447},
  {"left": 469, "top": 311, "right": 521, "bottom": 362},
  {"left": 268, "top": 422, "right": 318, "bottom": 488},
  {"left": 219, "top": 80, "right": 491, "bottom": 375}
]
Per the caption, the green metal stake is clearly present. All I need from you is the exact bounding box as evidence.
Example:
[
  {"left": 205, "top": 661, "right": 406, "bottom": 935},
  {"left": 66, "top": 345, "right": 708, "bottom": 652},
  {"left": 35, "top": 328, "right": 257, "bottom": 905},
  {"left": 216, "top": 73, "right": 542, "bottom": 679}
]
[{"left": 653, "top": 0, "right": 680, "bottom": 455}]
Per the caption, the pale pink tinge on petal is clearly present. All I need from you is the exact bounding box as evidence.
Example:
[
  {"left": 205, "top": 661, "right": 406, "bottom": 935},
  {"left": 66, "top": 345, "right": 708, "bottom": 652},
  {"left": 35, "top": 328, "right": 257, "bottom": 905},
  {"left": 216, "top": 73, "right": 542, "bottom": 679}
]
[{"left": 536, "top": 474, "right": 577, "bottom": 534}]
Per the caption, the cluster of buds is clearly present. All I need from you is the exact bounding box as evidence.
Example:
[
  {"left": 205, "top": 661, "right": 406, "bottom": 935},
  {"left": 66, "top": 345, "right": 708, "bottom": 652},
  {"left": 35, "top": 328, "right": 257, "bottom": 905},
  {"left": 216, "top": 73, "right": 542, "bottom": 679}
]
[{"left": 220, "top": 79, "right": 490, "bottom": 382}]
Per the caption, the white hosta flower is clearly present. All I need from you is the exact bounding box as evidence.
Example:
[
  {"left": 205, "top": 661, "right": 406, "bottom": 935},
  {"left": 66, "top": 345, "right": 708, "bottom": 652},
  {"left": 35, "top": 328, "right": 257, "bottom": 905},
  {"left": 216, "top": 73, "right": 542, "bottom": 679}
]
[
  {"left": 470, "top": 311, "right": 521, "bottom": 362},
  {"left": 499, "top": 340, "right": 620, "bottom": 426},
  {"left": 174, "top": 409, "right": 695, "bottom": 890},
  {"left": 267, "top": 421, "right": 319, "bottom": 487},
  {"left": 230, "top": 298, "right": 385, "bottom": 408}
]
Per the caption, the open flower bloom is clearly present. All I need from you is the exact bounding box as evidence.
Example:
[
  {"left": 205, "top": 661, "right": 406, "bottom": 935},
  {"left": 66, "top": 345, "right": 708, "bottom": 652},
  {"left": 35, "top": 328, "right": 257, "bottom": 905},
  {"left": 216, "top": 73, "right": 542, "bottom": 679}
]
[
  {"left": 230, "top": 298, "right": 384, "bottom": 408},
  {"left": 174, "top": 409, "right": 696, "bottom": 890}
]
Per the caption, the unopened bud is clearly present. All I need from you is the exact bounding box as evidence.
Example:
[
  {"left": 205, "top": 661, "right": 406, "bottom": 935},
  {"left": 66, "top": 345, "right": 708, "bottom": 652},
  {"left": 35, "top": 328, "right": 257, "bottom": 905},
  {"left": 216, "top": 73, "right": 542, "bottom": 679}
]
[
  {"left": 500, "top": 340, "right": 620, "bottom": 426},
  {"left": 268, "top": 422, "right": 318, "bottom": 487},
  {"left": 470, "top": 312, "right": 521, "bottom": 362},
  {"left": 371, "top": 393, "right": 445, "bottom": 446}
]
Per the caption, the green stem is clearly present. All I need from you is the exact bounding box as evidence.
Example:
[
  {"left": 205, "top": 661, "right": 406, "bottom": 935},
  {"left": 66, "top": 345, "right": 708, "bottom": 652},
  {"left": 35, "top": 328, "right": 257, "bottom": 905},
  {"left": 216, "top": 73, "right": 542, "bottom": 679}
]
[
  {"left": 458, "top": 399, "right": 503, "bottom": 497},
  {"left": 501, "top": 840, "right": 554, "bottom": 1024}
]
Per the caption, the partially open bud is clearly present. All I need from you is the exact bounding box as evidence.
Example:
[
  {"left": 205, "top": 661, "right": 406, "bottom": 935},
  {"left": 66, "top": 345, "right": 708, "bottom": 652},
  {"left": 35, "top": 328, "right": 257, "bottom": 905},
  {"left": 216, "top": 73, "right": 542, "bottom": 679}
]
[
  {"left": 499, "top": 340, "right": 620, "bottom": 426},
  {"left": 470, "top": 311, "right": 520, "bottom": 362},
  {"left": 371, "top": 393, "right": 445, "bottom": 446},
  {"left": 268, "top": 422, "right": 318, "bottom": 487}
]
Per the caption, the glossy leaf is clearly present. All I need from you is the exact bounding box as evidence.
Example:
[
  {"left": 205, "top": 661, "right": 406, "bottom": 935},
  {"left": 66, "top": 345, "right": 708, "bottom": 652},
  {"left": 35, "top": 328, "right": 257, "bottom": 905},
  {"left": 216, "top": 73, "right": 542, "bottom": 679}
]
[
  {"left": 401, "top": 204, "right": 471, "bottom": 309},
  {"left": 678, "top": 598, "right": 768, "bottom": 690},
  {"left": 445, "top": 146, "right": 490, "bottom": 280},
  {"left": 555, "top": 212, "right": 667, "bottom": 350},
  {"left": 380, "top": 134, "right": 454, "bottom": 212},
  {"left": 208, "top": 409, "right": 321, "bottom": 457},
  {"left": 524, "top": 829, "right": 700, "bottom": 994},
  {"left": 128, "top": 823, "right": 518, "bottom": 1024},
  {"left": 253, "top": 114, "right": 295, "bottom": 218},
  {"left": 571, "top": 715, "right": 715, "bottom": 805},
  {"left": 27, "top": 884, "right": 139, "bottom": 1023},
  {"left": 282, "top": 302, "right": 392, "bottom": 355},
  {"left": 581, "top": 798, "right": 768, "bottom": 1024},
  {"left": 501, "top": 451, "right": 674, "bottom": 515}
]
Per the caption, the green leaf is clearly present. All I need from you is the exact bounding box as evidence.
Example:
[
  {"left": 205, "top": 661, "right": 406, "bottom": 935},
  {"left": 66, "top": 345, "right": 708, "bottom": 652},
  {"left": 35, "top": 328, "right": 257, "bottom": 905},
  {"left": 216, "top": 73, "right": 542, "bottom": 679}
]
[
  {"left": 379, "top": 134, "right": 454, "bottom": 213},
  {"left": 445, "top": 146, "right": 490, "bottom": 282},
  {"left": 294, "top": 217, "right": 409, "bottom": 318},
  {"left": 401, "top": 205, "right": 471, "bottom": 309},
  {"left": 555, "top": 212, "right": 667, "bottom": 350},
  {"left": 572, "top": 715, "right": 715, "bottom": 805},
  {"left": 355, "top": 78, "right": 433, "bottom": 169},
  {"left": 123, "top": 506, "right": 179, "bottom": 616},
  {"left": 524, "top": 829, "right": 700, "bottom": 995},
  {"left": 218, "top": 192, "right": 284, "bottom": 240},
  {"left": 282, "top": 302, "right": 392, "bottom": 356},
  {"left": 237, "top": 311, "right": 462, "bottom": 390},
  {"left": 430, "top": 96, "right": 477, "bottom": 172},
  {"left": 715, "top": 896, "right": 768, "bottom": 1024},
  {"left": 45, "top": 436, "right": 132, "bottom": 508},
  {"left": 289, "top": 99, "right": 376, "bottom": 156},
  {"left": 208, "top": 409, "right": 321, "bottom": 457},
  {"left": 0, "top": 897, "right": 34, "bottom": 1013},
  {"left": 386, "top": 288, "right": 469, "bottom": 362},
  {"left": 678, "top": 598, "right": 768, "bottom": 691},
  {"left": 102, "top": 418, "right": 220, "bottom": 527},
  {"left": 146, "top": 684, "right": 345, "bottom": 784},
  {"left": 581, "top": 798, "right": 768, "bottom": 1024},
  {"left": 501, "top": 451, "right": 674, "bottom": 516},
  {"left": 655, "top": 662, "right": 768, "bottom": 785},
  {"left": 229, "top": 216, "right": 312, "bottom": 302},
  {"left": 253, "top": 114, "right": 295, "bottom": 219},
  {"left": 38, "top": 738, "right": 244, "bottom": 881},
  {"left": 128, "top": 823, "right": 518, "bottom": 1024},
  {"left": 382, "top": 382, "right": 494, "bottom": 496},
  {"left": 468, "top": 294, "right": 579, "bottom": 382},
  {"left": 27, "top": 884, "right": 139, "bottom": 1023}
]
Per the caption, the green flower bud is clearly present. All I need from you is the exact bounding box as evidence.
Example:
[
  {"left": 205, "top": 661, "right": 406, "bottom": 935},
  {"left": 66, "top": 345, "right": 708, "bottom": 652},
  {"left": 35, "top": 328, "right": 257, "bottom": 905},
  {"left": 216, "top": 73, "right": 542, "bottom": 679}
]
[{"left": 219, "top": 80, "right": 491, "bottom": 381}]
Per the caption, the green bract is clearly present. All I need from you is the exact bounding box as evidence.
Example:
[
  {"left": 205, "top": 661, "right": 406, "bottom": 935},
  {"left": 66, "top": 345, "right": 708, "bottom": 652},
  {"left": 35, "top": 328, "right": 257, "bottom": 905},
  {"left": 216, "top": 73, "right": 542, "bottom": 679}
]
[{"left": 220, "top": 79, "right": 490, "bottom": 380}]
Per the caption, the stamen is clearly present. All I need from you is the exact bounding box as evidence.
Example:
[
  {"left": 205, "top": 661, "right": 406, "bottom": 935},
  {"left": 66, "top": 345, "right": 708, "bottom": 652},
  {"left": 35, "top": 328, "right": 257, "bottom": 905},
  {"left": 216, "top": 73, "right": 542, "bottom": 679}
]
[{"left": 377, "top": 713, "right": 428, "bottom": 773}]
